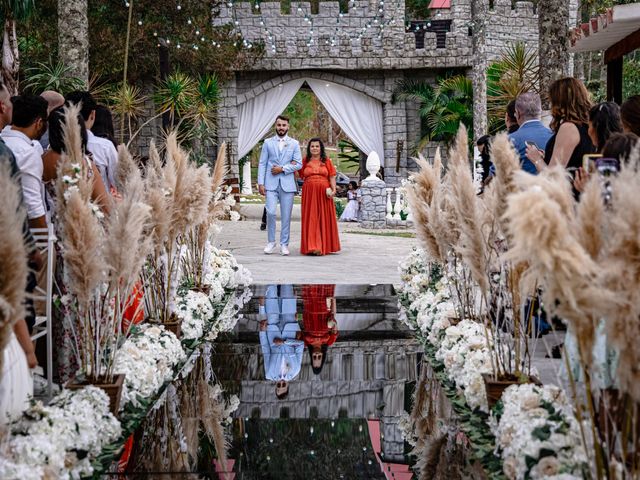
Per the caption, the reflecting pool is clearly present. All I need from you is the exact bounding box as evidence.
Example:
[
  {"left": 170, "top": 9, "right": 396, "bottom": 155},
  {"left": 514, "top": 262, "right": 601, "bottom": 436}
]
[{"left": 116, "top": 284, "right": 421, "bottom": 479}]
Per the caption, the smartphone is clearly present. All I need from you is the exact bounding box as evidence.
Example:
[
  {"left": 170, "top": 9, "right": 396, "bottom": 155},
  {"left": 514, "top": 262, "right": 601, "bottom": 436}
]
[
  {"left": 596, "top": 157, "right": 620, "bottom": 176},
  {"left": 525, "top": 141, "right": 539, "bottom": 149},
  {"left": 582, "top": 154, "right": 602, "bottom": 173}
]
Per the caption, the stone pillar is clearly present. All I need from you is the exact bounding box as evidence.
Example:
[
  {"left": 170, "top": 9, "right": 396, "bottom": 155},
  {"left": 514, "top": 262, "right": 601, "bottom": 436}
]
[
  {"left": 383, "top": 73, "right": 408, "bottom": 187},
  {"left": 360, "top": 178, "right": 387, "bottom": 229},
  {"left": 217, "top": 75, "right": 239, "bottom": 178}
]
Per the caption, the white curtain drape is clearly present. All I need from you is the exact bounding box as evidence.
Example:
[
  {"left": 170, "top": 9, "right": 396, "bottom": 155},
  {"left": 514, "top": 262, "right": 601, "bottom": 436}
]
[
  {"left": 237, "top": 79, "right": 305, "bottom": 159},
  {"left": 236, "top": 78, "right": 385, "bottom": 165},
  {"left": 306, "top": 79, "right": 385, "bottom": 166}
]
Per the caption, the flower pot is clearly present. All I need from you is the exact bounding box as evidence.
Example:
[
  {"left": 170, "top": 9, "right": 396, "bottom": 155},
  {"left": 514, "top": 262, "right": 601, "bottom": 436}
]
[
  {"left": 482, "top": 373, "right": 541, "bottom": 409},
  {"left": 66, "top": 373, "right": 125, "bottom": 416},
  {"left": 192, "top": 285, "right": 211, "bottom": 295},
  {"left": 163, "top": 318, "right": 182, "bottom": 338}
]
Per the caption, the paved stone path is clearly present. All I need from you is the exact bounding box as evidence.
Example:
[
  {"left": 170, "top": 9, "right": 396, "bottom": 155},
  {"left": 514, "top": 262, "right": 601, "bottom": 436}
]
[{"left": 215, "top": 219, "right": 418, "bottom": 284}]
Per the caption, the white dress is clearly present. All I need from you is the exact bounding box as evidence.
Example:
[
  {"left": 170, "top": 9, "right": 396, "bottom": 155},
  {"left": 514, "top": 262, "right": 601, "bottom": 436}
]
[
  {"left": 0, "top": 332, "right": 33, "bottom": 425},
  {"left": 340, "top": 190, "right": 360, "bottom": 222}
]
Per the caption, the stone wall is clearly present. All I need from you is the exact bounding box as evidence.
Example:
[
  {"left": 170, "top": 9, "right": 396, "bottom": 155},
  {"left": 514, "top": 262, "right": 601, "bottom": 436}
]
[{"left": 485, "top": 0, "right": 539, "bottom": 62}]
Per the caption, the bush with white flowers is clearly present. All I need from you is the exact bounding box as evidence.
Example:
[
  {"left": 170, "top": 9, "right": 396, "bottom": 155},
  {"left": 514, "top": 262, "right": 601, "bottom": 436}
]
[
  {"left": 175, "top": 289, "right": 215, "bottom": 340},
  {"left": 490, "top": 384, "right": 587, "bottom": 480},
  {"left": 114, "top": 324, "right": 187, "bottom": 409},
  {"left": 0, "top": 387, "right": 121, "bottom": 480}
]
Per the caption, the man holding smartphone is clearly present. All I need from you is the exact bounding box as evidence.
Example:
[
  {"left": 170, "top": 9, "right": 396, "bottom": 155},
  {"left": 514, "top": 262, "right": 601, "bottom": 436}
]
[{"left": 508, "top": 93, "right": 553, "bottom": 174}]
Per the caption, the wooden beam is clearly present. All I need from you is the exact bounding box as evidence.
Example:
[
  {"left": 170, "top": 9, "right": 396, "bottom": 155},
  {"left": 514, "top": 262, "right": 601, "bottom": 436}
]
[
  {"left": 607, "top": 57, "right": 624, "bottom": 105},
  {"left": 605, "top": 27, "right": 640, "bottom": 63}
]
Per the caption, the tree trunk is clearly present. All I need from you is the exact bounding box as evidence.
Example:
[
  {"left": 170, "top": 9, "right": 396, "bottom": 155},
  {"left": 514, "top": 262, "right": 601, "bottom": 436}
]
[
  {"left": 471, "top": 0, "right": 488, "bottom": 138},
  {"left": 538, "top": 0, "right": 571, "bottom": 109},
  {"left": 58, "top": 0, "right": 89, "bottom": 87},
  {"left": 1, "top": 20, "right": 20, "bottom": 95}
]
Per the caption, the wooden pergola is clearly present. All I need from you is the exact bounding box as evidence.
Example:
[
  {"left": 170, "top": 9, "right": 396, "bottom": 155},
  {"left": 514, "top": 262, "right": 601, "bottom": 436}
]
[{"left": 570, "top": 3, "right": 640, "bottom": 104}]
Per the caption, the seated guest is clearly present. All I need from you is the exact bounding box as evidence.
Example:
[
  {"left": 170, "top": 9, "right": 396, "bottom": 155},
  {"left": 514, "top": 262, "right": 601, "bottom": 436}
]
[
  {"left": 66, "top": 91, "right": 118, "bottom": 193},
  {"left": 602, "top": 132, "right": 639, "bottom": 164},
  {"left": 505, "top": 99, "right": 519, "bottom": 134},
  {"left": 92, "top": 105, "right": 118, "bottom": 149},
  {"left": 620, "top": 95, "right": 640, "bottom": 137},
  {"left": 42, "top": 107, "right": 111, "bottom": 216},
  {"left": 588, "top": 102, "right": 622, "bottom": 153},
  {"left": 38, "top": 90, "right": 65, "bottom": 151},
  {"left": 509, "top": 93, "right": 553, "bottom": 174},
  {"left": 1, "top": 95, "right": 49, "bottom": 230}
]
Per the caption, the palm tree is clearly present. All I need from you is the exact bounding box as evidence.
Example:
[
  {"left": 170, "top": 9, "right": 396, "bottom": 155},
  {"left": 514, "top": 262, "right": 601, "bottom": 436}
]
[
  {"left": 57, "top": 0, "right": 89, "bottom": 86},
  {"left": 0, "top": 0, "right": 35, "bottom": 94},
  {"left": 393, "top": 75, "right": 473, "bottom": 151},
  {"left": 487, "top": 41, "right": 541, "bottom": 132},
  {"left": 538, "top": 0, "right": 570, "bottom": 108}
]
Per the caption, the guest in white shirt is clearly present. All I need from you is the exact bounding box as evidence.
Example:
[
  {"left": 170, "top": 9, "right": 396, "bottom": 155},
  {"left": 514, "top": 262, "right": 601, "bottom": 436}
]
[
  {"left": 1, "top": 95, "right": 49, "bottom": 230},
  {"left": 66, "top": 91, "right": 118, "bottom": 193},
  {"left": 38, "top": 90, "right": 65, "bottom": 151}
]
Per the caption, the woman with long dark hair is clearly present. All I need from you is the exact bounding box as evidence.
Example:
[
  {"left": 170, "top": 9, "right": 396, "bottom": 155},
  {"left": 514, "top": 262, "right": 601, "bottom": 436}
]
[
  {"left": 526, "top": 77, "right": 595, "bottom": 173},
  {"left": 301, "top": 284, "right": 338, "bottom": 376},
  {"left": 299, "top": 138, "right": 341, "bottom": 255}
]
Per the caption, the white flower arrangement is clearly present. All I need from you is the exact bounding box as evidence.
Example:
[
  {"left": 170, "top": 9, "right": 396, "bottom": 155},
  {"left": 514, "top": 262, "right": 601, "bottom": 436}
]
[
  {"left": 114, "top": 324, "right": 187, "bottom": 409},
  {"left": 204, "top": 246, "right": 253, "bottom": 295},
  {"left": 0, "top": 387, "right": 121, "bottom": 480},
  {"left": 175, "top": 289, "right": 215, "bottom": 340},
  {"left": 490, "top": 384, "right": 588, "bottom": 480},
  {"left": 435, "top": 320, "right": 494, "bottom": 411}
]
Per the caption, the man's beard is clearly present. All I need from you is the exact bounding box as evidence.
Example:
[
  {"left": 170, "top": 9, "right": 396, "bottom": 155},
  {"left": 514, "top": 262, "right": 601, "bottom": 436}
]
[{"left": 276, "top": 128, "right": 288, "bottom": 137}]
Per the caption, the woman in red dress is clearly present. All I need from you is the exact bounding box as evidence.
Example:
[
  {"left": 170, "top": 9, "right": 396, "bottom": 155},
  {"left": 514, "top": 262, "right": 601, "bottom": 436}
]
[
  {"left": 301, "top": 284, "right": 338, "bottom": 375},
  {"left": 299, "top": 138, "right": 341, "bottom": 255}
]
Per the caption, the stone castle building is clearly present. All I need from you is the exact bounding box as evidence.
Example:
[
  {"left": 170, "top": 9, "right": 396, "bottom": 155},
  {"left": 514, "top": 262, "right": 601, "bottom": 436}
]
[{"left": 214, "top": 0, "right": 541, "bottom": 185}]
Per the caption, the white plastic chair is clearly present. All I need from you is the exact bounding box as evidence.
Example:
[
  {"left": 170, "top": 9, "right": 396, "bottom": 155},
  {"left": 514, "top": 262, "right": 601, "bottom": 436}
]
[{"left": 29, "top": 223, "right": 56, "bottom": 398}]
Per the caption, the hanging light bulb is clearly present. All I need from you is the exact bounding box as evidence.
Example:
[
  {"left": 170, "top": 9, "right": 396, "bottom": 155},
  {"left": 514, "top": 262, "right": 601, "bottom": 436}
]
[
  {"left": 177, "top": 4, "right": 182, "bottom": 10},
  {"left": 137, "top": 20, "right": 142, "bottom": 25},
  {"left": 187, "top": 19, "right": 192, "bottom": 24}
]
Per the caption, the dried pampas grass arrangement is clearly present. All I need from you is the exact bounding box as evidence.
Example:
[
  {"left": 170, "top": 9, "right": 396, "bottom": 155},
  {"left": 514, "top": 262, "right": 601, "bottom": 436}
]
[
  {"left": 0, "top": 163, "right": 28, "bottom": 376},
  {"left": 447, "top": 125, "right": 489, "bottom": 297},
  {"left": 405, "top": 151, "right": 443, "bottom": 262}
]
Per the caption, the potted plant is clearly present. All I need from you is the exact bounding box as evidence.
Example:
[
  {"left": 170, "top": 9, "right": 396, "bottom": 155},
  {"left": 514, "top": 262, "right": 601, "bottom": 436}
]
[{"left": 55, "top": 106, "right": 153, "bottom": 415}]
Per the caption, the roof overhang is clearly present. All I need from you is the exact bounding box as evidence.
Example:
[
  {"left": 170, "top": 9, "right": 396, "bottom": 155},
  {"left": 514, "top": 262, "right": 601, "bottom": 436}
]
[{"left": 569, "top": 3, "right": 640, "bottom": 57}]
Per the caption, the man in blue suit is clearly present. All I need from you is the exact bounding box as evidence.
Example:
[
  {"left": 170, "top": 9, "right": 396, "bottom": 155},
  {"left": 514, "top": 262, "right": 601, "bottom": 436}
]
[
  {"left": 258, "top": 284, "right": 303, "bottom": 400},
  {"left": 509, "top": 93, "right": 553, "bottom": 174},
  {"left": 258, "top": 115, "right": 303, "bottom": 256}
]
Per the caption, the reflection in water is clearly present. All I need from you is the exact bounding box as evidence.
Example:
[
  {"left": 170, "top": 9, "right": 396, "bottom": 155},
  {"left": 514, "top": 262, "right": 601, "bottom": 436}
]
[{"left": 118, "top": 284, "right": 421, "bottom": 479}]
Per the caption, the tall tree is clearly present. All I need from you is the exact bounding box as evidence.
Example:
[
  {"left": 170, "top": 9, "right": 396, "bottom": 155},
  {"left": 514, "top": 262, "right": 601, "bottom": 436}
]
[
  {"left": 57, "top": 0, "right": 89, "bottom": 86},
  {"left": 471, "top": 0, "right": 488, "bottom": 137},
  {"left": 538, "top": 0, "right": 571, "bottom": 109},
  {"left": 0, "top": 0, "right": 35, "bottom": 94}
]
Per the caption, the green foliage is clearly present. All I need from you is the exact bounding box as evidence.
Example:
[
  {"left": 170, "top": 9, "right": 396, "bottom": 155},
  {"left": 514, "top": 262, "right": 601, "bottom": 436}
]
[
  {"left": 20, "top": 0, "right": 260, "bottom": 84},
  {"left": 337, "top": 138, "right": 360, "bottom": 170},
  {"left": 405, "top": 0, "right": 431, "bottom": 20},
  {"left": 0, "top": 0, "right": 35, "bottom": 22},
  {"left": 393, "top": 74, "right": 473, "bottom": 148},
  {"left": 623, "top": 57, "right": 640, "bottom": 98},
  {"left": 334, "top": 197, "right": 345, "bottom": 219},
  {"left": 284, "top": 89, "right": 319, "bottom": 144},
  {"left": 487, "top": 42, "right": 540, "bottom": 134},
  {"left": 154, "top": 71, "right": 198, "bottom": 124},
  {"left": 22, "top": 60, "right": 85, "bottom": 95}
]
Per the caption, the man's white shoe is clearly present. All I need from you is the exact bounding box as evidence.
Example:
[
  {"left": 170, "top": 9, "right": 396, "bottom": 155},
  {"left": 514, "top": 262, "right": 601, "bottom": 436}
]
[
  {"left": 280, "top": 245, "right": 290, "bottom": 256},
  {"left": 264, "top": 242, "right": 277, "bottom": 254}
]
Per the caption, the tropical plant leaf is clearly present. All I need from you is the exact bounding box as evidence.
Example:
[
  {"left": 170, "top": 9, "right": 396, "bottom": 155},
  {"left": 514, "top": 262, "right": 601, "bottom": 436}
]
[{"left": 23, "top": 60, "right": 85, "bottom": 95}]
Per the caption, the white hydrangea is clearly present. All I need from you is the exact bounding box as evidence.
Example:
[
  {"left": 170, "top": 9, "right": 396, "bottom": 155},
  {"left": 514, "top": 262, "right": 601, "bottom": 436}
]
[
  {"left": 490, "top": 384, "right": 587, "bottom": 480},
  {"left": 114, "top": 324, "right": 187, "bottom": 409},
  {"left": 175, "top": 290, "right": 215, "bottom": 340},
  {"left": 1, "top": 387, "right": 121, "bottom": 479}
]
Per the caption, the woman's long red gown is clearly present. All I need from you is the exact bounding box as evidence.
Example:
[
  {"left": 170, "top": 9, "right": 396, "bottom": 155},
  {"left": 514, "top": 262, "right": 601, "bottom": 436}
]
[{"left": 299, "top": 157, "right": 341, "bottom": 255}]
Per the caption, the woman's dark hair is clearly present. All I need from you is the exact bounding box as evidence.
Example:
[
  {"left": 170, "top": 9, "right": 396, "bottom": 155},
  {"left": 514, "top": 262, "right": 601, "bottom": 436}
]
[
  {"left": 349, "top": 180, "right": 358, "bottom": 189},
  {"left": 506, "top": 100, "right": 518, "bottom": 133},
  {"left": 548, "top": 77, "right": 592, "bottom": 132},
  {"left": 589, "top": 102, "right": 622, "bottom": 151},
  {"left": 92, "top": 105, "right": 117, "bottom": 148},
  {"left": 601, "top": 132, "right": 639, "bottom": 163},
  {"left": 621, "top": 95, "right": 640, "bottom": 137},
  {"left": 306, "top": 137, "right": 327, "bottom": 163},
  {"left": 48, "top": 106, "right": 88, "bottom": 155},
  {"left": 309, "top": 344, "right": 329, "bottom": 375}
]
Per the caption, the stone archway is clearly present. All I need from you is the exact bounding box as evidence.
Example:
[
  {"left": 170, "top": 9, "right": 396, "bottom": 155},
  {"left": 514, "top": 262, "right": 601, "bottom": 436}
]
[{"left": 217, "top": 70, "right": 408, "bottom": 186}]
